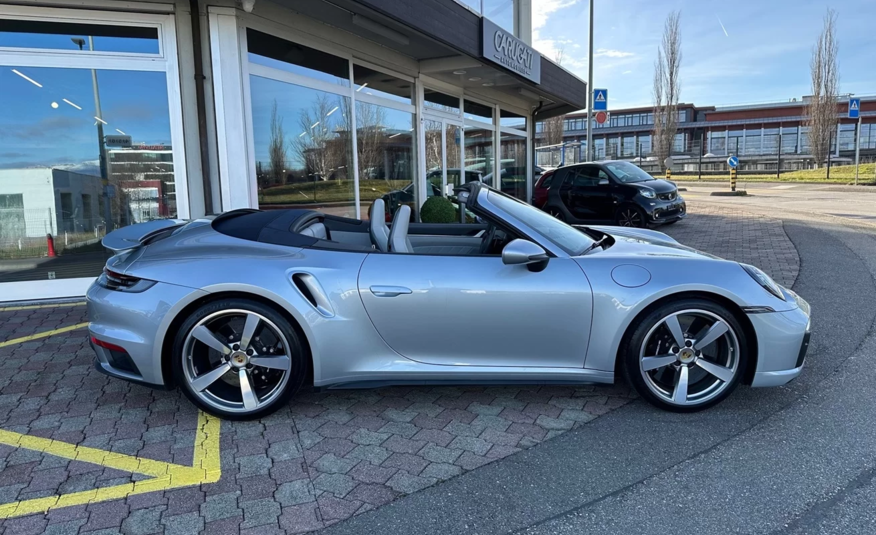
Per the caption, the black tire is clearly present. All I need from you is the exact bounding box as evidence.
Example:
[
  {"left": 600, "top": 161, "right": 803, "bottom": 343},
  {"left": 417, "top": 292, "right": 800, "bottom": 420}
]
[
  {"left": 615, "top": 205, "right": 647, "bottom": 228},
  {"left": 172, "top": 298, "right": 307, "bottom": 420},
  {"left": 620, "top": 298, "right": 748, "bottom": 413}
]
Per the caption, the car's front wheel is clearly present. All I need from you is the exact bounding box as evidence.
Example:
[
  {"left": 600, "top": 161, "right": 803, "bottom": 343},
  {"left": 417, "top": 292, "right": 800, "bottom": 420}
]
[
  {"left": 615, "top": 205, "right": 647, "bottom": 227},
  {"left": 172, "top": 299, "right": 307, "bottom": 420},
  {"left": 621, "top": 298, "right": 748, "bottom": 412}
]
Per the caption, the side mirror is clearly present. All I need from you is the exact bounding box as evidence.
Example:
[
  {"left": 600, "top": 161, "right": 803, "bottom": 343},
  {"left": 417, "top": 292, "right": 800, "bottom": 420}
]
[
  {"left": 502, "top": 239, "right": 549, "bottom": 271},
  {"left": 598, "top": 178, "right": 610, "bottom": 186}
]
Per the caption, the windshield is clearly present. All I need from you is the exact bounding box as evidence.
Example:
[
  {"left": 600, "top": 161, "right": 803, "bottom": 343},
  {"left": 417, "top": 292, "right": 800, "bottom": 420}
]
[
  {"left": 603, "top": 161, "right": 654, "bottom": 183},
  {"left": 485, "top": 190, "right": 594, "bottom": 255}
]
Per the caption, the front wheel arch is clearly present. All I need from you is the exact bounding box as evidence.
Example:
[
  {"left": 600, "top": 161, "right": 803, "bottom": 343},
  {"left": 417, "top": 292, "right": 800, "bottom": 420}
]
[
  {"left": 160, "top": 291, "right": 314, "bottom": 391},
  {"left": 614, "top": 291, "right": 759, "bottom": 386}
]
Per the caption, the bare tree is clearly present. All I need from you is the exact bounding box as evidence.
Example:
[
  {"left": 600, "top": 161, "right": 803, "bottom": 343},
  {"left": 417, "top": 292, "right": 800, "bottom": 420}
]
[
  {"left": 291, "top": 94, "right": 346, "bottom": 181},
  {"left": 268, "top": 100, "right": 286, "bottom": 186},
  {"left": 353, "top": 101, "right": 388, "bottom": 181},
  {"left": 652, "top": 11, "right": 682, "bottom": 170},
  {"left": 806, "top": 8, "right": 839, "bottom": 168},
  {"left": 539, "top": 48, "right": 567, "bottom": 158}
]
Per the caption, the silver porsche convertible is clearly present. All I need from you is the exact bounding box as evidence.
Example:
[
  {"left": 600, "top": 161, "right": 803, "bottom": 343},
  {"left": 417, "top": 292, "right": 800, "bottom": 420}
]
[{"left": 87, "top": 183, "right": 810, "bottom": 420}]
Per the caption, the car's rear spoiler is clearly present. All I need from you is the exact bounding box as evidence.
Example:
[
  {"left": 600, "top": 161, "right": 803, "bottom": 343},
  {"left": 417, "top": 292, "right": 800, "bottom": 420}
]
[{"left": 102, "top": 219, "right": 188, "bottom": 253}]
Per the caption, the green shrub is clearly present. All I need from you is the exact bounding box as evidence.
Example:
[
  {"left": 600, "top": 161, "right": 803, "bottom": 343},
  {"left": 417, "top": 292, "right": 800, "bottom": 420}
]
[{"left": 420, "top": 196, "right": 457, "bottom": 224}]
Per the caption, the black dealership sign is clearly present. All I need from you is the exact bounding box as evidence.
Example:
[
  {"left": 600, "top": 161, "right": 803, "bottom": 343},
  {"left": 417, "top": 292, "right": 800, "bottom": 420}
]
[{"left": 481, "top": 18, "right": 541, "bottom": 84}]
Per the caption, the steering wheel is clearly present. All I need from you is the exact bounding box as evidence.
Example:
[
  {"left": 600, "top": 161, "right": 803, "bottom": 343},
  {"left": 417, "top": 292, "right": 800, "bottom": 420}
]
[{"left": 479, "top": 224, "right": 497, "bottom": 255}]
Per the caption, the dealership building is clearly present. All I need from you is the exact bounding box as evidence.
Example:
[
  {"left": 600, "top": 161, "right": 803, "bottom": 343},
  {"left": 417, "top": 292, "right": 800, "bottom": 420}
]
[
  {"left": 0, "top": 0, "right": 587, "bottom": 301},
  {"left": 537, "top": 96, "right": 876, "bottom": 171}
]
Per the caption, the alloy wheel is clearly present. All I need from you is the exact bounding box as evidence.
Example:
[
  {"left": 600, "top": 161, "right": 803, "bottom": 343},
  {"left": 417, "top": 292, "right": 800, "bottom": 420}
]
[
  {"left": 182, "top": 309, "right": 292, "bottom": 414},
  {"left": 619, "top": 208, "right": 643, "bottom": 227},
  {"left": 638, "top": 309, "right": 740, "bottom": 407}
]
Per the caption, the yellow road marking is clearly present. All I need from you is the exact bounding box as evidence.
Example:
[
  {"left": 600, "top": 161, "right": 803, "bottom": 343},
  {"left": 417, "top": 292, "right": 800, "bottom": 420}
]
[
  {"left": 0, "top": 322, "right": 89, "bottom": 349},
  {"left": 0, "top": 411, "right": 221, "bottom": 519},
  {"left": 0, "top": 302, "right": 86, "bottom": 312}
]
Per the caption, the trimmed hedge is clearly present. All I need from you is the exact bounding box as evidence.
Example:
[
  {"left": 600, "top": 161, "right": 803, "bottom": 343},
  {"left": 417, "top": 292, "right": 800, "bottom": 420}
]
[{"left": 420, "top": 196, "right": 457, "bottom": 224}]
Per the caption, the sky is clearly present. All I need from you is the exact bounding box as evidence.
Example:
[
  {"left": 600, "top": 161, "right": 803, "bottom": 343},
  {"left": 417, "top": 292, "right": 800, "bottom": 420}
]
[{"left": 531, "top": 0, "right": 876, "bottom": 110}]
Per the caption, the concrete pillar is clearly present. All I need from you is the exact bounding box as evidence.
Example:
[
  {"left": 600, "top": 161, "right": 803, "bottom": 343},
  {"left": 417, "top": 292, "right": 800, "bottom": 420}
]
[{"left": 514, "top": 0, "right": 532, "bottom": 45}]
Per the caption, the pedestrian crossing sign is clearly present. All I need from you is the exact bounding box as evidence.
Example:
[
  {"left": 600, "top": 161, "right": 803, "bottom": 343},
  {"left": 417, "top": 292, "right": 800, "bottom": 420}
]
[{"left": 593, "top": 89, "right": 608, "bottom": 111}]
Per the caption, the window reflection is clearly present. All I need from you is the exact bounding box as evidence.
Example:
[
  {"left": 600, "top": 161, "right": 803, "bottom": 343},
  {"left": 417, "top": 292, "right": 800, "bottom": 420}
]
[
  {"left": 464, "top": 126, "right": 493, "bottom": 184},
  {"left": 500, "top": 109, "right": 526, "bottom": 131},
  {"left": 0, "top": 19, "right": 159, "bottom": 53},
  {"left": 247, "top": 29, "right": 349, "bottom": 86},
  {"left": 498, "top": 133, "right": 527, "bottom": 200},
  {"left": 0, "top": 66, "right": 175, "bottom": 283},
  {"left": 353, "top": 65, "right": 412, "bottom": 105},
  {"left": 250, "top": 76, "right": 355, "bottom": 217},
  {"left": 357, "top": 102, "right": 416, "bottom": 221},
  {"left": 424, "top": 89, "right": 460, "bottom": 114}
]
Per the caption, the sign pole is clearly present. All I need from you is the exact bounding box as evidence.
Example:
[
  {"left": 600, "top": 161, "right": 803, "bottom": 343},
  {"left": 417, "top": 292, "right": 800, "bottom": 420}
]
[
  {"left": 585, "top": 0, "right": 594, "bottom": 161},
  {"left": 855, "top": 115, "right": 862, "bottom": 186}
]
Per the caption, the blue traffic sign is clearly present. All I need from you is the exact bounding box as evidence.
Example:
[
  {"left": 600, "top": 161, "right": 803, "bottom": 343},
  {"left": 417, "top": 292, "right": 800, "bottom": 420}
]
[
  {"left": 593, "top": 89, "right": 608, "bottom": 111},
  {"left": 727, "top": 155, "right": 739, "bottom": 169},
  {"left": 849, "top": 98, "right": 860, "bottom": 119}
]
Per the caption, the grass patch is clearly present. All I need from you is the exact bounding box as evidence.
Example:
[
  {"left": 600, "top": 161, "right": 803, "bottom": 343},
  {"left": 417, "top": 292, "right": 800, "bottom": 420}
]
[
  {"left": 666, "top": 163, "right": 876, "bottom": 183},
  {"left": 259, "top": 179, "right": 410, "bottom": 205}
]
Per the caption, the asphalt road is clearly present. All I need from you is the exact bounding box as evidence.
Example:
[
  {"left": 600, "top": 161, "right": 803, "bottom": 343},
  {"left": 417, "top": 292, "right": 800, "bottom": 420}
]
[{"left": 323, "top": 212, "right": 876, "bottom": 534}]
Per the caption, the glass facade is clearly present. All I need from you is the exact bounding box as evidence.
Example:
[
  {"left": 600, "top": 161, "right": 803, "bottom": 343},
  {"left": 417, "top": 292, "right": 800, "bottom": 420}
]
[
  {"left": 0, "top": 18, "right": 179, "bottom": 287},
  {"left": 356, "top": 102, "right": 416, "bottom": 219}
]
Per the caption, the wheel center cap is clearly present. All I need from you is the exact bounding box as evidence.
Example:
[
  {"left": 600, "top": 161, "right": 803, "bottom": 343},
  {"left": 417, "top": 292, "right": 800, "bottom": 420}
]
[
  {"left": 678, "top": 348, "right": 695, "bottom": 363},
  {"left": 229, "top": 351, "right": 249, "bottom": 368}
]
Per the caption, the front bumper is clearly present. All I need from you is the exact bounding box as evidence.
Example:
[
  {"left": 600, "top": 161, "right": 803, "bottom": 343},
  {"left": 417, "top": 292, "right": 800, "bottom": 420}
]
[
  {"left": 645, "top": 198, "right": 687, "bottom": 224},
  {"left": 87, "top": 280, "right": 207, "bottom": 387},
  {"left": 749, "top": 293, "right": 812, "bottom": 387}
]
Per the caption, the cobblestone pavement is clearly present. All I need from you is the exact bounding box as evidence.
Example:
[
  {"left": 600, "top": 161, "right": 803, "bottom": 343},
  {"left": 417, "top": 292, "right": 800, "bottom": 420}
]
[{"left": 0, "top": 203, "right": 801, "bottom": 534}]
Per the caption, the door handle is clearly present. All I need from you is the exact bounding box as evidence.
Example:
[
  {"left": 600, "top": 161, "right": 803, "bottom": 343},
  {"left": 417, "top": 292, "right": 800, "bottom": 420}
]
[{"left": 370, "top": 285, "right": 412, "bottom": 297}]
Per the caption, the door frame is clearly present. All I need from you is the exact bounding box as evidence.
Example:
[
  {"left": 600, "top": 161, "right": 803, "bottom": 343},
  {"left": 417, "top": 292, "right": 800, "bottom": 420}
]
[{"left": 0, "top": 5, "right": 188, "bottom": 302}]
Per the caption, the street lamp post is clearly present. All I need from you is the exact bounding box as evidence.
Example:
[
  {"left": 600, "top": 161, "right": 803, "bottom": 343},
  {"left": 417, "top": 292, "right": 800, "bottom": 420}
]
[
  {"left": 585, "top": 0, "right": 594, "bottom": 162},
  {"left": 72, "top": 36, "right": 112, "bottom": 232}
]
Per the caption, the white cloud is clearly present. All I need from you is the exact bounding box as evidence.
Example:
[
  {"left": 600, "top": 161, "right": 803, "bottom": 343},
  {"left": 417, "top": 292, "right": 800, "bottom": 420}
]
[
  {"left": 623, "top": 70, "right": 633, "bottom": 74},
  {"left": 595, "top": 48, "right": 635, "bottom": 58},
  {"left": 532, "top": 0, "right": 579, "bottom": 65},
  {"left": 532, "top": 0, "right": 578, "bottom": 32}
]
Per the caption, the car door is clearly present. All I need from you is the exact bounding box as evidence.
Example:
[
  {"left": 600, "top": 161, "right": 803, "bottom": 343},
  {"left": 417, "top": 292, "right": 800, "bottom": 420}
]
[
  {"left": 566, "top": 166, "right": 615, "bottom": 222},
  {"left": 357, "top": 252, "right": 593, "bottom": 368}
]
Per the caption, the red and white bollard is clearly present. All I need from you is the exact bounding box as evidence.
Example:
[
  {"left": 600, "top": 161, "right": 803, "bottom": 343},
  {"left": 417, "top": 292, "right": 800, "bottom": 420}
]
[{"left": 46, "top": 234, "right": 56, "bottom": 258}]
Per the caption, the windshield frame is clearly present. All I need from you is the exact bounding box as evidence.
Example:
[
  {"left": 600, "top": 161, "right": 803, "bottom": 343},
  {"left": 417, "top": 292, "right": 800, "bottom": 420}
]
[
  {"left": 475, "top": 187, "right": 595, "bottom": 257},
  {"left": 603, "top": 161, "right": 655, "bottom": 184}
]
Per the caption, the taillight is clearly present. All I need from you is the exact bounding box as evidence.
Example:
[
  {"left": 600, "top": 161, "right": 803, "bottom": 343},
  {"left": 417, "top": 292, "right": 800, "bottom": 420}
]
[{"left": 97, "top": 268, "right": 156, "bottom": 292}]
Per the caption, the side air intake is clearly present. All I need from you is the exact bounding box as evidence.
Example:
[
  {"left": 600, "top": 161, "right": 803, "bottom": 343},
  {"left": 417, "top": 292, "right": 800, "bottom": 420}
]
[{"left": 291, "top": 273, "right": 334, "bottom": 317}]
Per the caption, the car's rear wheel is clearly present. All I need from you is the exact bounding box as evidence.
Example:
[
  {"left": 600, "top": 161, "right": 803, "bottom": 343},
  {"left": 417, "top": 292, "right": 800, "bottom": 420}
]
[
  {"left": 616, "top": 205, "right": 646, "bottom": 227},
  {"left": 547, "top": 206, "right": 566, "bottom": 222},
  {"left": 172, "top": 299, "right": 306, "bottom": 420},
  {"left": 621, "top": 298, "right": 748, "bottom": 412}
]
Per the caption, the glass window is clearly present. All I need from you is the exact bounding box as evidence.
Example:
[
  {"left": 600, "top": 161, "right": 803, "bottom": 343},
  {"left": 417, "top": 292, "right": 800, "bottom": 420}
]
[
  {"left": 0, "top": 19, "right": 159, "bottom": 53},
  {"left": 838, "top": 123, "right": 856, "bottom": 151},
  {"left": 594, "top": 138, "right": 605, "bottom": 159},
  {"left": 483, "top": 0, "right": 514, "bottom": 32},
  {"left": 603, "top": 161, "right": 654, "bottom": 183},
  {"left": 485, "top": 190, "right": 594, "bottom": 255},
  {"left": 728, "top": 130, "right": 743, "bottom": 154},
  {"left": 497, "top": 132, "right": 527, "bottom": 201},
  {"left": 622, "top": 135, "right": 636, "bottom": 157},
  {"left": 464, "top": 99, "right": 494, "bottom": 123},
  {"left": 249, "top": 75, "right": 354, "bottom": 216},
  {"left": 762, "top": 128, "right": 779, "bottom": 155},
  {"left": 800, "top": 126, "right": 811, "bottom": 154},
  {"left": 353, "top": 64, "right": 412, "bottom": 105},
  {"left": 0, "top": 66, "right": 175, "bottom": 283},
  {"left": 708, "top": 130, "right": 726, "bottom": 154},
  {"left": 781, "top": 127, "right": 798, "bottom": 154},
  {"left": 638, "top": 134, "right": 652, "bottom": 155},
  {"left": 247, "top": 28, "right": 349, "bottom": 86},
  {"left": 673, "top": 132, "right": 686, "bottom": 153},
  {"left": 607, "top": 137, "right": 618, "bottom": 158},
  {"left": 424, "top": 88, "right": 460, "bottom": 114},
  {"left": 744, "top": 129, "right": 761, "bottom": 155},
  {"left": 610, "top": 115, "right": 618, "bottom": 127},
  {"left": 464, "top": 125, "right": 494, "bottom": 185},
  {"left": 356, "top": 102, "right": 416, "bottom": 220}
]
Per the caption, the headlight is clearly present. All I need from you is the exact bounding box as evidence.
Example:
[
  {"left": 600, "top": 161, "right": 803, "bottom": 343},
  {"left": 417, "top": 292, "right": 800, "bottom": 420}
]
[
  {"left": 740, "top": 263, "right": 785, "bottom": 301},
  {"left": 638, "top": 188, "right": 656, "bottom": 199}
]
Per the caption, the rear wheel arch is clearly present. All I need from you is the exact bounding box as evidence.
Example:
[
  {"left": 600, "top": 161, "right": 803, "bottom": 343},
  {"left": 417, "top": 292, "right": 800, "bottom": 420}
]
[
  {"left": 614, "top": 291, "right": 759, "bottom": 386},
  {"left": 160, "top": 291, "right": 314, "bottom": 390}
]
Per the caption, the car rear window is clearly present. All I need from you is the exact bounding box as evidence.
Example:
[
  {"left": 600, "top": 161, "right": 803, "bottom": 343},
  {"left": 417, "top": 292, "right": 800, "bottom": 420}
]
[{"left": 540, "top": 172, "right": 554, "bottom": 188}]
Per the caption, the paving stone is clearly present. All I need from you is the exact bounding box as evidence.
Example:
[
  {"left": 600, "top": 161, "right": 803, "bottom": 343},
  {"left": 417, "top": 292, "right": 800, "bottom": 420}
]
[
  {"left": 239, "top": 498, "right": 281, "bottom": 529},
  {"left": 346, "top": 482, "right": 398, "bottom": 506},
  {"left": 377, "top": 422, "right": 419, "bottom": 438},
  {"left": 381, "top": 452, "right": 430, "bottom": 475},
  {"left": 419, "top": 443, "right": 464, "bottom": 464},
  {"left": 236, "top": 454, "right": 272, "bottom": 477},
  {"left": 558, "top": 408, "right": 598, "bottom": 423},
  {"left": 203, "top": 516, "right": 243, "bottom": 535},
  {"left": 350, "top": 428, "right": 391, "bottom": 446},
  {"left": 346, "top": 444, "right": 392, "bottom": 465},
  {"left": 316, "top": 422, "right": 355, "bottom": 439},
  {"left": 3, "top": 514, "right": 48, "bottom": 535},
  {"left": 421, "top": 462, "right": 464, "bottom": 480},
  {"left": 276, "top": 479, "right": 316, "bottom": 506},
  {"left": 317, "top": 494, "right": 362, "bottom": 521},
  {"left": 266, "top": 440, "right": 302, "bottom": 461},
  {"left": 161, "top": 512, "right": 204, "bottom": 535},
  {"left": 385, "top": 471, "right": 438, "bottom": 494},
  {"left": 348, "top": 462, "right": 398, "bottom": 484},
  {"left": 119, "top": 504, "right": 165, "bottom": 535},
  {"left": 312, "top": 453, "right": 358, "bottom": 474},
  {"left": 312, "top": 473, "right": 358, "bottom": 498},
  {"left": 43, "top": 518, "right": 87, "bottom": 535},
  {"left": 535, "top": 414, "right": 575, "bottom": 431},
  {"left": 278, "top": 502, "right": 323, "bottom": 533},
  {"left": 201, "top": 491, "right": 242, "bottom": 523},
  {"left": 382, "top": 435, "right": 426, "bottom": 454},
  {"left": 412, "top": 428, "right": 455, "bottom": 447},
  {"left": 455, "top": 451, "right": 492, "bottom": 470}
]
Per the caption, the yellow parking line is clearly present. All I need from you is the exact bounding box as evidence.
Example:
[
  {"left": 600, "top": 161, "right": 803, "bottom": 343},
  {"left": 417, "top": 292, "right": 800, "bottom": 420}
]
[
  {"left": 0, "top": 411, "right": 221, "bottom": 518},
  {"left": 0, "top": 302, "right": 86, "bottom": 312},
  {"left": 0, "top": 322, "right": 89, "bottom": 349}
]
